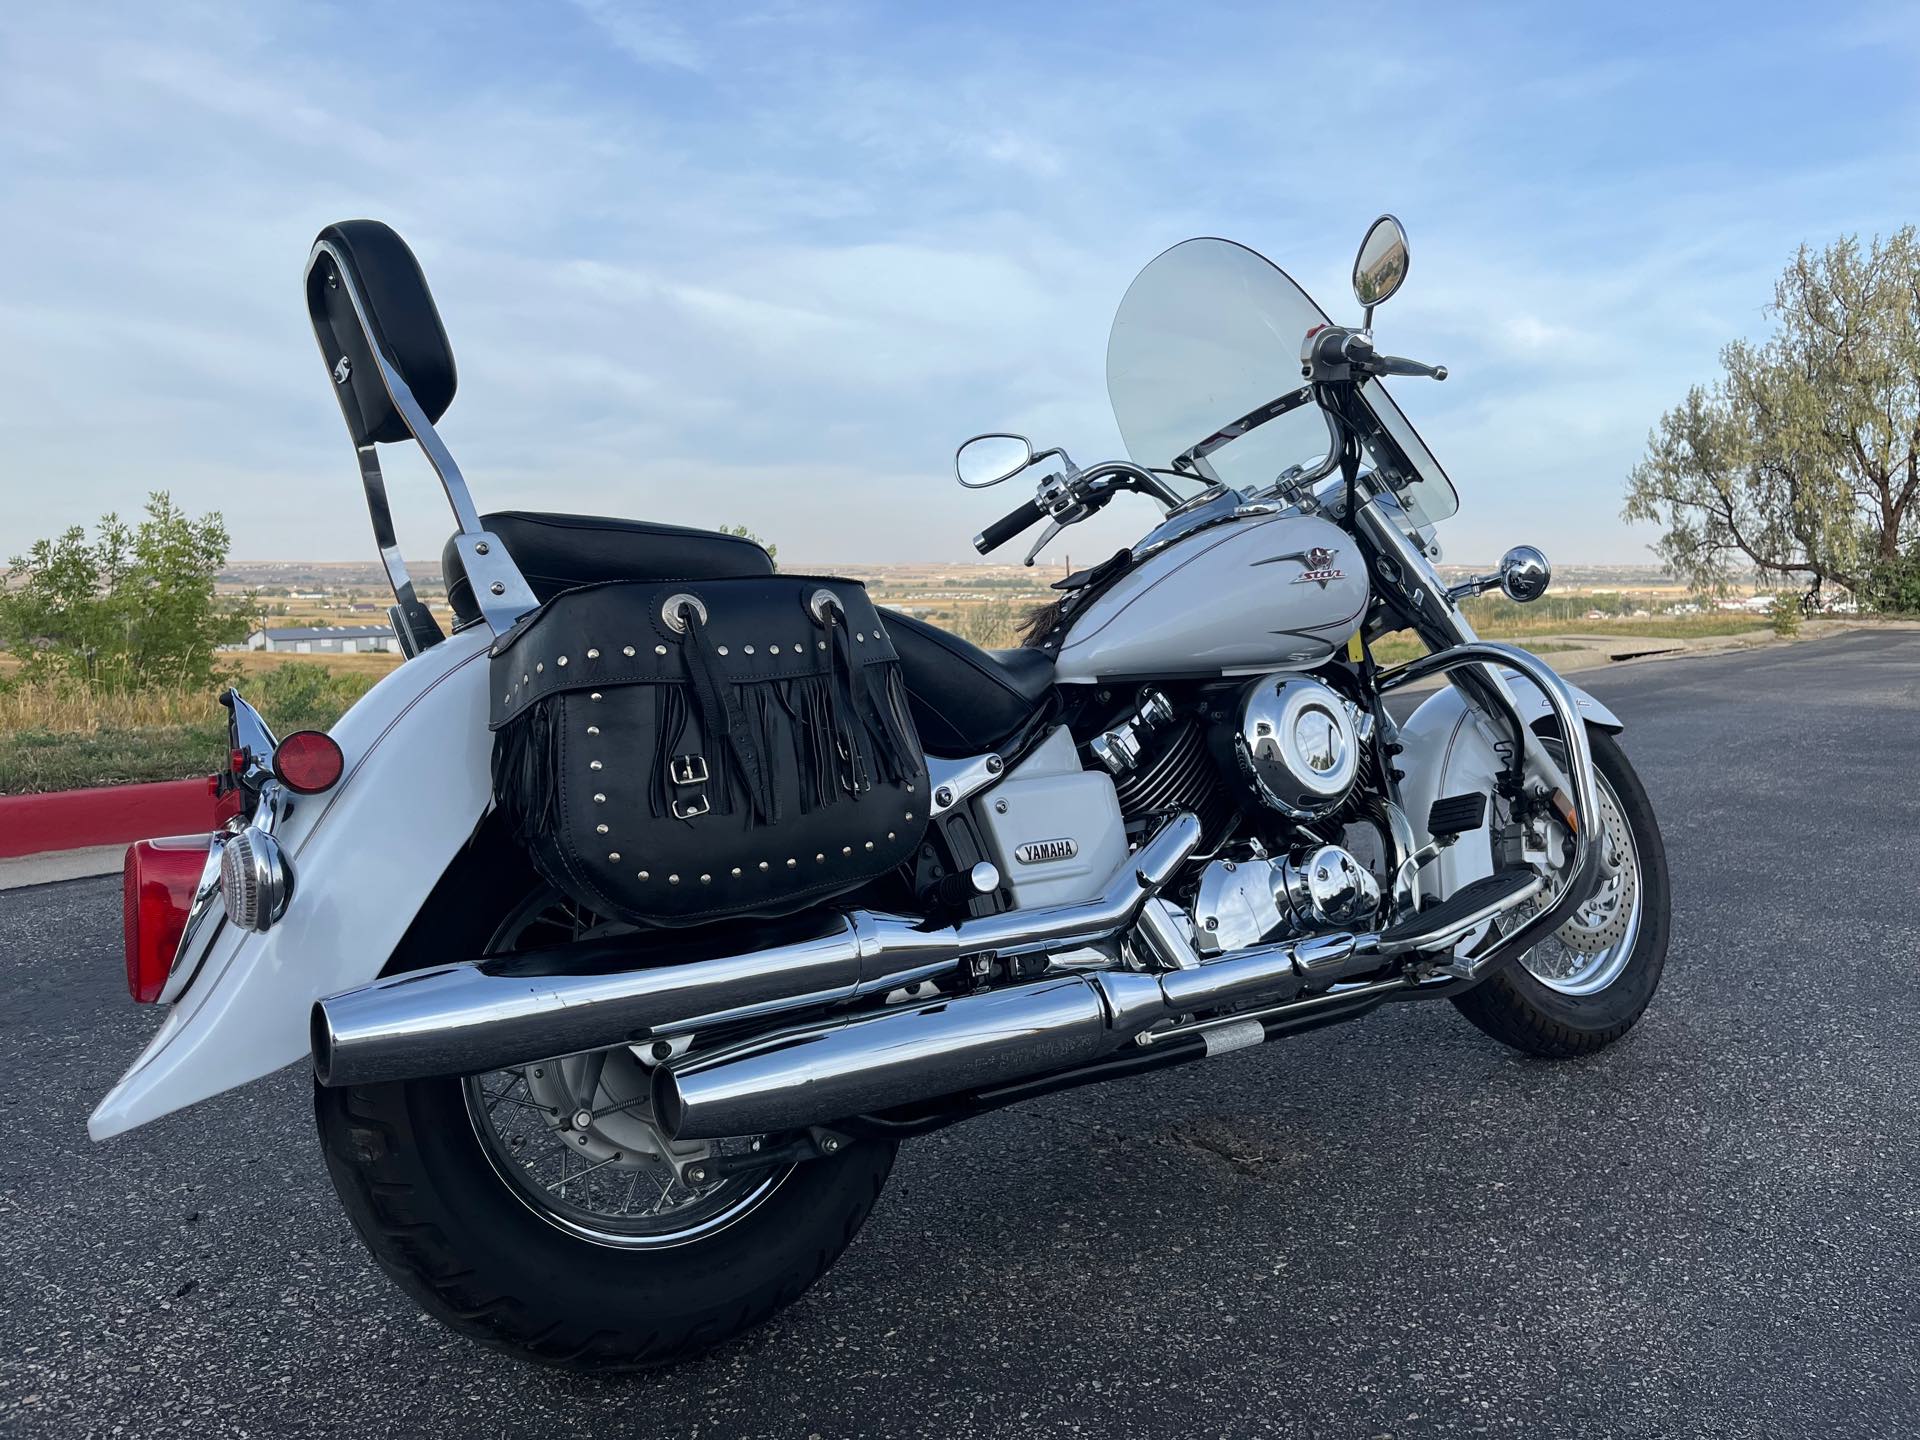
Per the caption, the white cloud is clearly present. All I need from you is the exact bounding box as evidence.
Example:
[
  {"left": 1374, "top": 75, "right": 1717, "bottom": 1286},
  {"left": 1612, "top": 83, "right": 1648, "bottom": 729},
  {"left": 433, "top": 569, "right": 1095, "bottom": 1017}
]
[
  {"left": 565, "top": 0, "right": 704, "bottom": 71},
  {"left": 4, "top": 1, "right": 1919, "bottom": 574}
]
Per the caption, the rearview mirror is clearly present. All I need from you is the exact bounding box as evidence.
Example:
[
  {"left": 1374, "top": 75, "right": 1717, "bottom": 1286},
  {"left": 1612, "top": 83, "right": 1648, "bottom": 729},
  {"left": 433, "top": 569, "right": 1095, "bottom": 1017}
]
[
  {"left": 955, "top": 433, "right": 1035, "bottom": 488},
  {"left": 1352, "top": 215, "right": 1410, "bottom": 314}
]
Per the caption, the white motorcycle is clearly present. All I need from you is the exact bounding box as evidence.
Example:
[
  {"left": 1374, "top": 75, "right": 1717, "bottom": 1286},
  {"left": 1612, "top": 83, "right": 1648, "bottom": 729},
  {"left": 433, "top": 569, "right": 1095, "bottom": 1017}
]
[{"left": 95, "top": 216, "right": 1668, "bottom": 1370}]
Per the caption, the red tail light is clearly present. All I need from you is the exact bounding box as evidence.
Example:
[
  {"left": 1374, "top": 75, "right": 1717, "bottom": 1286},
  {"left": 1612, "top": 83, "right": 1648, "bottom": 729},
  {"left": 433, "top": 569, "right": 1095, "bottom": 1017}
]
[
  {"left": 123, "top": 835, "right": 212, "bottom": 1003},
  {"left": 273, "top": 730, "right": 344, "bottom": 794}
]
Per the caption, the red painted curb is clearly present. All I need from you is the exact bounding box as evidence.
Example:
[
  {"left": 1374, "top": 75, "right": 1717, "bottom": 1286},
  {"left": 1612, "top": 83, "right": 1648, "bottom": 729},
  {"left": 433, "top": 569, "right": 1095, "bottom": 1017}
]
[{"left": 0, "top": 778, "right": 235, "bottom": 859}]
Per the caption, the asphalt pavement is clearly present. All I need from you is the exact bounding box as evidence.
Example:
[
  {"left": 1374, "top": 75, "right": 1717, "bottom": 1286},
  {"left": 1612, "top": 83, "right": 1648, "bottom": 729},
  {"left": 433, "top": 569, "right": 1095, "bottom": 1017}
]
[{"left": 3, "top": 630, "right": 1917, "bottom": 1439}]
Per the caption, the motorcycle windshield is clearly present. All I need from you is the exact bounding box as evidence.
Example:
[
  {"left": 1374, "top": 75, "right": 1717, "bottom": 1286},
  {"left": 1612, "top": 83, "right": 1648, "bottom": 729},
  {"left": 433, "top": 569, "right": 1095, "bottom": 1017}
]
[{"left": 1106, "top": 237, "right": 1459, "bottom": 531}]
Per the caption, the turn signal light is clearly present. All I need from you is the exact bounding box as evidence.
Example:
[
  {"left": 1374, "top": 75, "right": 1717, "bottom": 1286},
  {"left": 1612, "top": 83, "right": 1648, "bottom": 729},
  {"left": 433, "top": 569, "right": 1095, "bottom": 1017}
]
[
  {"left": 219, "top": 825, "right": 290, "bottom": 932},
  {"left": 273, "top": 730, "right": 344, "bottom": 794},
  {"left": 122, "top": 835, "right": 213, "bottom": 1003}
]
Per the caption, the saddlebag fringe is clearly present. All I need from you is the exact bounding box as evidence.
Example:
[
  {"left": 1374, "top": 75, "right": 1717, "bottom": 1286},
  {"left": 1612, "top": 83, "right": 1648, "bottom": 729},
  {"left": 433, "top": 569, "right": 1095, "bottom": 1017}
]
[{"left": 488, "top": 576, "right": 928, "bottom": 926}]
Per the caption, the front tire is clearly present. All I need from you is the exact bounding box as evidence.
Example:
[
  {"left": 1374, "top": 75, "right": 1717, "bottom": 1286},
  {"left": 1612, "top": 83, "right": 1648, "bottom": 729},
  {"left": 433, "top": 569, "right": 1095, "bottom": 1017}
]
[{"left": 1452, "top": 727, "right": 1671, "bottom": 1058}]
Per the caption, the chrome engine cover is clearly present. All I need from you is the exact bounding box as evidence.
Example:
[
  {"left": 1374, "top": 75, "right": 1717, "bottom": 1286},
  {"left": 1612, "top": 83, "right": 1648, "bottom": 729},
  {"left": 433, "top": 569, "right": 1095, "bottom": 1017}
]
[
  {"left": 1191, "top": 845, "right": 1381, "bottom": 956},
  {"left": 1232, "top": 676, "right": 1366, "bottom": 819}
]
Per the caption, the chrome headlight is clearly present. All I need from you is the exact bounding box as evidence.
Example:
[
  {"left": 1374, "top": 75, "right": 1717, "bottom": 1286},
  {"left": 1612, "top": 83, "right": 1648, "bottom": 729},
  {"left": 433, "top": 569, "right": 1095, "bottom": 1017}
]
[{"left": 220, "top": 824, "right": 290, "bottom": 932}]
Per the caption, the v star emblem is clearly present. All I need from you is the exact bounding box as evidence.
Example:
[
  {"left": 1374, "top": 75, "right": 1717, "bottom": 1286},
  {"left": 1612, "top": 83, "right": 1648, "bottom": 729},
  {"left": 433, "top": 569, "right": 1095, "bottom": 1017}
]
[{"left": 1254, "top": 544, "right": 1346, "bottom": 588}]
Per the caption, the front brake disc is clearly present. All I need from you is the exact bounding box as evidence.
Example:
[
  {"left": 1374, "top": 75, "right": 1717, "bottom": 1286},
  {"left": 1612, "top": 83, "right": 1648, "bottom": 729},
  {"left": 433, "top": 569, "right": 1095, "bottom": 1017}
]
[{"left": 1551, "top": 781, "right": 1636, "bottom": 954}]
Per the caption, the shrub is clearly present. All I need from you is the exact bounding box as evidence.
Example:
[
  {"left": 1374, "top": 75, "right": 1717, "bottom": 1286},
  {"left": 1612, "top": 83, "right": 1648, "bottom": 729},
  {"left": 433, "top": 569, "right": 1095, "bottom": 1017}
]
[
  {"left": 1768, "top": 593, "right": 1802, "bottom": 637},
  {"left": 249, "top": 663, "right": 380, "bottom": 732},
  {"left": 1863, "top": 553, "right": 1920, "bottom": 614},
  {"left": 0, "top": 493, "right": 255, "bottom": 692}
]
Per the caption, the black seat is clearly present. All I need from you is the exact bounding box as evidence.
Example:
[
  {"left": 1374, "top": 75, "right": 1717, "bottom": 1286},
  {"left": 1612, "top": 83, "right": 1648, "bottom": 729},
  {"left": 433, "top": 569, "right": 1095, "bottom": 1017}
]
[
  {"left": 878, "top": 608, "right": 1054, "bottom": 756},
  {"left": 444, "top": 511, "right": 1054, "bottom": 756},
  {"left": 444, "top": 511, "right": 775, "bottom": 625}
]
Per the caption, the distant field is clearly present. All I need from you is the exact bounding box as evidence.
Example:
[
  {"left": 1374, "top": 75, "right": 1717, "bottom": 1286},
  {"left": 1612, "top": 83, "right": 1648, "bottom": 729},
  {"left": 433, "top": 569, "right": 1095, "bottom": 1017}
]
[
  {"left": 1367, "top": 636, "right": 1595, "bottom": 666},
  {"left": 227, "top": 650, "right": 402, "bottom": 678},
  {"left": 0, "top": 563, "right": 1846, "bottom": 796},
  {"left": 1473, "top": 614, "right": 1771, "bottom": 641}
]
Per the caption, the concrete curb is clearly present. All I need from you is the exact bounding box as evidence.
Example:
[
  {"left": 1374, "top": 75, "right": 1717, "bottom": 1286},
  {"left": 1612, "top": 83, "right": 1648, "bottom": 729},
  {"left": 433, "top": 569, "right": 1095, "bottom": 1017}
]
[
  {"left": 0, "top": 845, "right": 126, "bottom": 892},
  {"left": 0, "top": 777, "right": 234, "bottom": 859}
]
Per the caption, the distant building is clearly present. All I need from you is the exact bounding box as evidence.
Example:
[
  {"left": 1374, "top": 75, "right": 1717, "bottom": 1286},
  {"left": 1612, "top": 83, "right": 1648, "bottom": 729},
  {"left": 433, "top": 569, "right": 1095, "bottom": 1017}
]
[{"left": 241, "top": 625, "right": 399, "bottom": 655}]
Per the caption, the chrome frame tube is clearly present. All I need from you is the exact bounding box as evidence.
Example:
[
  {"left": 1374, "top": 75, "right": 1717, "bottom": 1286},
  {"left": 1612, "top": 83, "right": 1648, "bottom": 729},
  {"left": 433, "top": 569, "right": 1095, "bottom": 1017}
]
[{"left": 1352, "top": 494, "right": 1574, "bottom": 798}]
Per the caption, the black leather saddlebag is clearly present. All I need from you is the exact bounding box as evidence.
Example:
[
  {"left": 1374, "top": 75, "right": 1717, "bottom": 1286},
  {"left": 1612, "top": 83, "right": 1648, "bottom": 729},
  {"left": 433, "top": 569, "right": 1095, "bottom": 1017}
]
[{"left": 489, "top": 577, "right": 929, "bottom": 926}]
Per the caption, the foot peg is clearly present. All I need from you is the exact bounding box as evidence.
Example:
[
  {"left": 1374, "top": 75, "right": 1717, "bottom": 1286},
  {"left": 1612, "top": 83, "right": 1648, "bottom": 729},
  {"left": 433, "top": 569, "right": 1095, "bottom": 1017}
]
[
  {"left": 1375, "top": 869, "right": 1543, "bottom": 956},
  {"left": 1426, "top": 793, "right": 1487, "bottom": 842}
]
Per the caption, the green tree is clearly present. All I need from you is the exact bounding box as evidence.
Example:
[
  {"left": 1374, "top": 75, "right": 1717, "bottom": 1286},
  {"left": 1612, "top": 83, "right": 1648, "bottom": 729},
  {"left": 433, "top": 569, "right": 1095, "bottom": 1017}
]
[
  {"left": 0, "top": 493, "right": 254, "bottom": 691},
  {"left": 1624, "top": 228, "right": 1920, "bottom": 598}
]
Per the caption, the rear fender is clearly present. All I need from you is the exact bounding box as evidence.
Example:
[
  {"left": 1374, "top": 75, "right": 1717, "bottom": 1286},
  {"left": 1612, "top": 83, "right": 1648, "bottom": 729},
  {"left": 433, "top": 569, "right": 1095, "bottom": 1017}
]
[
  {"left": 88, "top": 628, "right": 495, "bottom": 1140},
  {"left": 1394, "top": 669, "right": 1622, "bottom": 901}
]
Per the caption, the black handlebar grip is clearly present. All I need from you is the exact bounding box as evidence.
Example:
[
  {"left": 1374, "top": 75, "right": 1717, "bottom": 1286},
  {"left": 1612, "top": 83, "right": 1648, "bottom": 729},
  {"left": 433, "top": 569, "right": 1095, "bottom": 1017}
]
[
  {"left": 973, "top": 496, "right": 1046, "bottom": 554},
  {"left": 1379, "top": 354, "right": 1448, "bottom": 380}
]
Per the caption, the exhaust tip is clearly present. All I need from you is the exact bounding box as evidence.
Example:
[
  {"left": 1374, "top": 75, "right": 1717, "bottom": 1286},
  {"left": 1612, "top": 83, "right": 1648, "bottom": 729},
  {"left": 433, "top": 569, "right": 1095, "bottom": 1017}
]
[
  {"left": 650, "top": 1065, "right": 686, "bottom": 1139},
  {"left": 310, "top": 1002, "right": 338, "bottom": 1087}
]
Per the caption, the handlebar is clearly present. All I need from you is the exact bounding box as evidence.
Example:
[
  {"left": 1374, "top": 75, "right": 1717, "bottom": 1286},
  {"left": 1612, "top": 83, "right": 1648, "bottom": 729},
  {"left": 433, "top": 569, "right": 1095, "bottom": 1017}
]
[
  {"left": 1308, "top": 328, "right": 1446, "bottom": 382},
  {"left": 973, "top": 495, "right": 1047, "bottom": 554},
  {"left": 971, "top": 458, "right": 1178, "bottom": 555}
]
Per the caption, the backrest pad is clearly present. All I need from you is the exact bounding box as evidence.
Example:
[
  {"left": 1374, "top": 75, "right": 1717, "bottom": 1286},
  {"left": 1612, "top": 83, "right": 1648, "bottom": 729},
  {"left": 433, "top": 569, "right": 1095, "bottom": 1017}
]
[{"left": 306, "top": 219, "right": 457, "bottom": 446}]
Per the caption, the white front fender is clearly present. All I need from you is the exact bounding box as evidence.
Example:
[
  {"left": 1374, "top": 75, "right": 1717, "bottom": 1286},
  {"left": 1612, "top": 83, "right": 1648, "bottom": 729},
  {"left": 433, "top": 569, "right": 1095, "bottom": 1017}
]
[
  {"left": 1394, "top": 666, "right": 1622, "bottom": 902},
  {"left": 88, "top": 628, "right": 494, "bottom": 1140}
]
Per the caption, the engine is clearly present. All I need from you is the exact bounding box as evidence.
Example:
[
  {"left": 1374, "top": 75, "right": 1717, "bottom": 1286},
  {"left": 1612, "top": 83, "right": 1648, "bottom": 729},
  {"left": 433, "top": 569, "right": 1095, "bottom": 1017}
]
[{"left": 1089, "top": 673, "right": 1388, "bottom": 956}]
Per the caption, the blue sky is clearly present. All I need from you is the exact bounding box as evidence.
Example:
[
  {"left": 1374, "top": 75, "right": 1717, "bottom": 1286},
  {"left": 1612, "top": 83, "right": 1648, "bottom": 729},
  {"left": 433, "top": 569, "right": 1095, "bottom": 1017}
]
[{"left": 5, "top": 1, "right": 1920, "bottom": 568}]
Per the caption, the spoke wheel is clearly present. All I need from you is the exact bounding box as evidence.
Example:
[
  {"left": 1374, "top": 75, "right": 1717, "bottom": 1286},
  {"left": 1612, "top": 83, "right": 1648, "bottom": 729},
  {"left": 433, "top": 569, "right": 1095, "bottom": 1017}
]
[{"left": 461, "top": 889, "right": 790, "bottom": 1249}]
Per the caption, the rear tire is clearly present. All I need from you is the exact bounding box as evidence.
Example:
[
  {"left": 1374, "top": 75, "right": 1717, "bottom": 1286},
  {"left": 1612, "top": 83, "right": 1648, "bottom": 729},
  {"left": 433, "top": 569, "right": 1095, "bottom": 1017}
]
[
  {"left": 315, "top": 1074, "right": 894, "bottom": 1371},
  {"left": 1451, "top": 727, "right": 1671, "bottom": 1058},
  {"left": 314, "top": 871, "right": 897, "bottom": 1372}
]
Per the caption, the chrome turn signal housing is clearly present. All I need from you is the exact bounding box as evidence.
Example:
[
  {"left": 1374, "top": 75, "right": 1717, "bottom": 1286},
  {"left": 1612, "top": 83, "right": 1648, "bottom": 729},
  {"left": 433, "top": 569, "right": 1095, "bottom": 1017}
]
[
  {"left": 1497, "top": 545, "right": 1552, "bottom": 603},
  {"left": 219, "top": 824, "right": 290, "bottom": 932}
]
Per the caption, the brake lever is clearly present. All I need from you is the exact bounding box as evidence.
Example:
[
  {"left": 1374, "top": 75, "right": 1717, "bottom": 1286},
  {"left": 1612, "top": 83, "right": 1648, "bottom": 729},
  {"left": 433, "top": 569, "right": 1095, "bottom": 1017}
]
[{"left": 1023, "top": 517, "right": 1067, "bottom": 567}]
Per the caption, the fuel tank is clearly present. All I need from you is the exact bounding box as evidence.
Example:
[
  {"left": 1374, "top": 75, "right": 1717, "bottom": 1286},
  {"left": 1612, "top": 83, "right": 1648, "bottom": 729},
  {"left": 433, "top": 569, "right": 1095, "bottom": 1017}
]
[{"left": 1054, "top": 510, "right": 1367, "bottom": 684}]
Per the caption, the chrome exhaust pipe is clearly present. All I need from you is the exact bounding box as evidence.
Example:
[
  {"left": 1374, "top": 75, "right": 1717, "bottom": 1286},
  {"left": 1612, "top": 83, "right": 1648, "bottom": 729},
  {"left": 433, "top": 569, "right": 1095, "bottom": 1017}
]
[
  {"left": 312, "top": 812, "right": 1203, "bottom": 1088},
  {"left": 656, "top": 929, "right": 1359, "bottom": 1140}
]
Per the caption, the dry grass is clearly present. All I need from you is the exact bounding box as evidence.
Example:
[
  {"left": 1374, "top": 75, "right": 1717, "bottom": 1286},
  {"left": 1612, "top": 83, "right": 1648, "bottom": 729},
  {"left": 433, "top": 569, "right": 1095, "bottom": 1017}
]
[
  {"left": 227, "top": 649, "right": 402, "bottom": 678},
  {"left": 0, "top": 657, "right": 384, "bottom": 793},
  {"left": 0, "top": 650, "right": 397, "bottom": 737},
  {"left": 1472, "top": 614, "right": 1770, "bottom": 641},
  {"left": 0, "top": 683, "right": 215, "bottom": 735}
]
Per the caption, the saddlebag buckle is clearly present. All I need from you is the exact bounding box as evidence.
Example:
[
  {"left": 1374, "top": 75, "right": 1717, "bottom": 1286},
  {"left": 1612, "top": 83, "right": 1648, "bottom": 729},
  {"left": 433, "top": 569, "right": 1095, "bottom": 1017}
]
[{"left": 669, "top": 753, "right": 711, "bottom": 819}]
